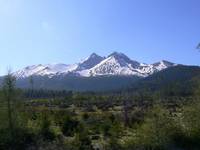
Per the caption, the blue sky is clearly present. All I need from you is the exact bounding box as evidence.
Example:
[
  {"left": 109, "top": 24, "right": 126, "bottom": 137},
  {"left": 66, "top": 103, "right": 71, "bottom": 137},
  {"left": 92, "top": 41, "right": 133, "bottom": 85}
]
[{"left": 0, "top": 0, "right": 200, "bottom": 75}]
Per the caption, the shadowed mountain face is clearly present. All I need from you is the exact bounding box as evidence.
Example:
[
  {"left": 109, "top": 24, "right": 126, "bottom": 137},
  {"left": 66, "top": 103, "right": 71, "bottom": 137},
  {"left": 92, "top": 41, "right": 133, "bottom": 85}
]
[{"left": 76, "top": 53, "right": 104, "bottom": 71}]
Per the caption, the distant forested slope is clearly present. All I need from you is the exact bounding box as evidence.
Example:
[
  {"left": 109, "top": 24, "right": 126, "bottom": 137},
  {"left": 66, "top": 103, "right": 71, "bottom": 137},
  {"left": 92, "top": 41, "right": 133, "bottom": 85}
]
[
  {"left": 127, "top": 65, "right": 200, "bottom": 97},
  {"left": 14, "top": 75, "right": 141, "bottom": 91}
]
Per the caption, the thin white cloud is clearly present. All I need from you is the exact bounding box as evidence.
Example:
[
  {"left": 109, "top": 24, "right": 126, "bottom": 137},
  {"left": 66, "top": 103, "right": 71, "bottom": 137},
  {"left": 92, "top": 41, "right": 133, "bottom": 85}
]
[{"left": 41, "top": 21, "right": 52, "bottom": 32}]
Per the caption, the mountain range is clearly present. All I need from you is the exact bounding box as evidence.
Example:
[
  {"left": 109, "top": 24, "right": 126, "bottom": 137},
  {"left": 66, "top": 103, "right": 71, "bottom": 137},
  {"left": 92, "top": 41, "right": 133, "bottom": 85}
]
[
  {"left": 13, "top": 52, "right": 176, "bottom": 78},
  {"left": 2, "top": 52, "right": 199, "bottom": 92}
]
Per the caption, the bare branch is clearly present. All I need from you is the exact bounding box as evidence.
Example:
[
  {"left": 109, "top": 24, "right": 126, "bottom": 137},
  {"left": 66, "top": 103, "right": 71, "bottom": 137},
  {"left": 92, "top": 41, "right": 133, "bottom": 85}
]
[{"left": 197, "top": 43, "right": 200, "bottom": 49}]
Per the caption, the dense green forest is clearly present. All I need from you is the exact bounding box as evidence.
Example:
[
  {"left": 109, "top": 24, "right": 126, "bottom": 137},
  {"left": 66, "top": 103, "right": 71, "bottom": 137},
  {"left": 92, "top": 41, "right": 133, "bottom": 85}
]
[{"left": 1, "top": 68, "right": 200, "bottom": 150}]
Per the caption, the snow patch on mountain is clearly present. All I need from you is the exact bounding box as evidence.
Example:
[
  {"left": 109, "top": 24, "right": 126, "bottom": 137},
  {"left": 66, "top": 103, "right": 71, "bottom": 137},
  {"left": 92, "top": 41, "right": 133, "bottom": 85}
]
[
  {"left": 153, "top": 60, "right": 176, "bottom": 71},
  {"left": 14, "top": 63, "right": 78, "bottom": 78}
]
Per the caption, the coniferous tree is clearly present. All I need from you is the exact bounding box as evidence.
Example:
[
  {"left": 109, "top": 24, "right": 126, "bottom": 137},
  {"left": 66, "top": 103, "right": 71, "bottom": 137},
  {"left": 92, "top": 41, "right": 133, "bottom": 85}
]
[
  {"left": 2, "top": 71, "right": 16, "bottom": 145},
  {"left": 29, "top": 75, "right": 34, "bottom": 99}
]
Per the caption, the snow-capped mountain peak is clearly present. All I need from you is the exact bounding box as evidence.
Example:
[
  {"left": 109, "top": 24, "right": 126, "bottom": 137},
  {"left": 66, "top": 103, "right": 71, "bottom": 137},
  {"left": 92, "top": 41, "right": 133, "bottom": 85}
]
[
  {"left": 90, "top": 53, "right": 101, "bottom": 59},
  {"left": 77, "top": 53, "right": 104, "bottom": 71},
  {"left": 108, "top": 52, "right": 127, "bottom": 58},
  {"left": 89, "top": 54, "right": 137, "bottom": 76},
  {"left": 13, "top": 52, "right": 176, "bottom": 78},
  {"left": 152, "top": 60, "right": 176, "bottom": 71}
]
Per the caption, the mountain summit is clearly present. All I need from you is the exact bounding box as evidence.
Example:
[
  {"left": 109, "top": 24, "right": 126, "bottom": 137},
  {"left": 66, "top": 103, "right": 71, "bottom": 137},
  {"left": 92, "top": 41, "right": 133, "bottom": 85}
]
[
  {"left": 13, "top": 52, "right": 176, "bottom": 78},
  {"left": 76, "top": 53, "right": 104, "bottom": 71}
]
